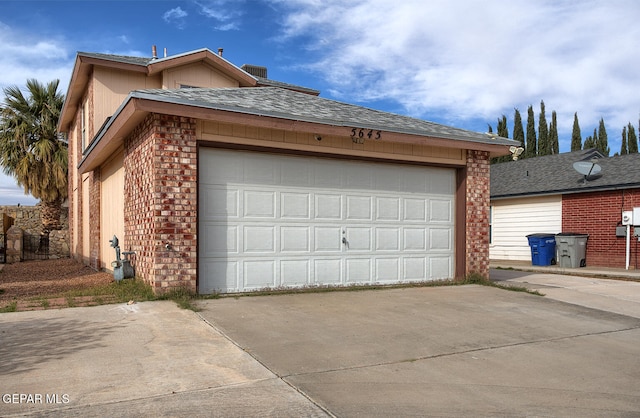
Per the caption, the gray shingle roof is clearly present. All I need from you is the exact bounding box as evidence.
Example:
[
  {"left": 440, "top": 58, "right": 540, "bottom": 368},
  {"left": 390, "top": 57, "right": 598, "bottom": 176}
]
[
  {"left": 78, "top": 51, "right": 153, "bottom": 66},
  {"left": 76, "top": 50, "right": 319, "bottom": 94},
  {"left": 131, "top": 87, "right": 516, "bottom": 146},
  {"left": 491, "top": 148, "right": 640, "bottom": 199}
]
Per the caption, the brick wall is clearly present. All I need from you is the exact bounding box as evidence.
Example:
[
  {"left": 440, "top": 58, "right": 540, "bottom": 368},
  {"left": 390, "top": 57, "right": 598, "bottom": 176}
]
[
  {"left": 465, "top": 150, "right": 491, "bottom": 278},
  {"left": 124, "top": 114, "right": 198, "bottom": 293},
  {"left": 87, "top": 170, "right": 101, "bottom": 269},
  {"left": 563, "top": 189, "right": 640, "bottom": 269}
]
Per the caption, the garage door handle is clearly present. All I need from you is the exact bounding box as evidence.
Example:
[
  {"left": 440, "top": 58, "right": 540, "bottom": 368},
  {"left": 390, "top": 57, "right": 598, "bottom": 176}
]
[{"left": 342, "top": 237, "right": 349, "bottom": 248}]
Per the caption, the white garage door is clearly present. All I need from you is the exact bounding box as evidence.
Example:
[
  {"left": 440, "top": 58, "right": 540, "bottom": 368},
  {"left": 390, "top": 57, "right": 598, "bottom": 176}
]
[{"left": 198, "top": 148, "right": 455, "bottom": 293}]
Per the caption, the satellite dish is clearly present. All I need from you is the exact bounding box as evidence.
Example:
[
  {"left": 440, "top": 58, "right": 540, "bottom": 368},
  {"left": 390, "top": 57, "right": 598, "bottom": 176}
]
[{"left": 573, "top": 161, "right": 602, "bottom": 182}]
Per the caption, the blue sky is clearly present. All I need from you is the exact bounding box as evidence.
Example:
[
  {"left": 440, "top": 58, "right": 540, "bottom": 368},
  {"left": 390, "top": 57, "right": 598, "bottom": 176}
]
[{"left": 1, "top": 0, "right": 639, "bottom": 205}]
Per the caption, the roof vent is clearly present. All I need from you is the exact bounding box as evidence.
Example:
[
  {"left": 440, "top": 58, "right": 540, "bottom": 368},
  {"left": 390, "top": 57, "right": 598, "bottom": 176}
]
[{"left": 241, "top": 64, "right": 268, "bottom": 78}]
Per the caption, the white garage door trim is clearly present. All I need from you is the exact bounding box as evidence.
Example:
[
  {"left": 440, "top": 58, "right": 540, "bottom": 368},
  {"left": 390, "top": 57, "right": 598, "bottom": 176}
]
[{"left": 198, "top": 148, "right": 455, "bottom": 293}]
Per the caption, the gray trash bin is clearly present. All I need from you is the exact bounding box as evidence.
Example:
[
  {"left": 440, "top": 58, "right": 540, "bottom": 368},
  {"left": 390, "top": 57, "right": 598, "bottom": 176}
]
[{"left": 555, "top": 233, "right": 589, "bottom": 268}]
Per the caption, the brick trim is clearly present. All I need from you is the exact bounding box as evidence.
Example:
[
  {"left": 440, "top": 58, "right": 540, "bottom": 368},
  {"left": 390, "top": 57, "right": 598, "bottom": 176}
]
[
  {"left": 124, "top": 114, "right": 198, "bottom": 292},
  {"left": 465, "top": 150, "right": 490, "bottom": 277}
]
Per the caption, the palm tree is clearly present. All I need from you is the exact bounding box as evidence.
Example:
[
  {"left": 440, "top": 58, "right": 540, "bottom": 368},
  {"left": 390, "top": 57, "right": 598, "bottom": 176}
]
[{"left": 0, "top": 79, "right": 67, "bottom": 234}]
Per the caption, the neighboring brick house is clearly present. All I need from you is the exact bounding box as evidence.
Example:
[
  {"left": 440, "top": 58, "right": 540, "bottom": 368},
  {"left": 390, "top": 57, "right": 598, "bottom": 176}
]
[
  {"left": 490, "top": 149, "right": 640, "bottom": 269},
  {"left": 58, "top": 47, "right": 515, "bottom": 293}
]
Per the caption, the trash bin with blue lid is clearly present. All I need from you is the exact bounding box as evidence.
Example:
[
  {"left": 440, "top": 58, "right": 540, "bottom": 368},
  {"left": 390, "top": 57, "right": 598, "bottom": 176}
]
[
  {"left": 555, "top": 233, "right": 589, "bottom": 268},
  {"left": 526, "top": 233, "right": 557, "bottom": 266}
]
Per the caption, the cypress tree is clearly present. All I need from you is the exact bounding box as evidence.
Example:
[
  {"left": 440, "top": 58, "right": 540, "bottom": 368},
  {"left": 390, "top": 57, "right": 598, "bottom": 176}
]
[
  {"left": 490, "top": 115, "right": 512, "bottom": 164},
  {"left": 549, "top": 110, "right": 559, "bottom": 154},
  {"left": 621, "top": 126, "right": 628, "bottom": 155},
  {"left": 525, "top": 105, "right": 537, "bottom": 158},
  {"left": 513, "top": 108, "right": 525, "bottom": 153},
  {"left": 627, "top": 122, "right": 638, "bottom": 153},
  {"left": 538, "top": 101, "right": 550, "bottom": 155},
  {"left": 597, "top": 118, "right": 610, "bottom": 156},
  {"left": 584, "top": 128, "right": 598, "bottom": 149},
  {"left": 497, "top": 115, "right": 509, "bottom": 138},
  {"left": 571, "top": 113, "right": 582, "bottom": 151}
]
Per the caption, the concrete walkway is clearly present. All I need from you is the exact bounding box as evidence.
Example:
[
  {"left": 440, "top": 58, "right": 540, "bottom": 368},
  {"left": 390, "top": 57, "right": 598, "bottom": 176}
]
[
  {"left": 491, "top": 260, "right": 640, "bottom": 319},
  {"left": 0, "top": 301, "right": 326, "bottom": 417}
]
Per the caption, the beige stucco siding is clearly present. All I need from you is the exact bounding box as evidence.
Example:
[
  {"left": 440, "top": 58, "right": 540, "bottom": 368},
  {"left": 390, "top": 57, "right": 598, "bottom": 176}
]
[
  {"left": 100, "top": 150, "right": 125, "bottom": 269},
  {"left": 490, "top": 195, "right": 562, "bottom": 261}
]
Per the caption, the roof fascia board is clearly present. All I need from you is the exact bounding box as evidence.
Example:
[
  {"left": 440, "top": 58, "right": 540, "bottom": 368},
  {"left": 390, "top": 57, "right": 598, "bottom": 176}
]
[
  {"left": 77, "top": 97, "right": 141, "bottom": 173},
  {"left": 492, "top": 183, "right": 640, "bottom": 200}
]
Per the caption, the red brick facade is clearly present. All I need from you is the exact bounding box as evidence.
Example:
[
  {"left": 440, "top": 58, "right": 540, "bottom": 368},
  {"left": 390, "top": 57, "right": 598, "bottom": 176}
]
[
  {"left": 563, "top": 189, "right": 640, "bottom": 269},
  {"left": 465, "top": 150, "right": 491, "bottom": 278},
  {"left": 124, "top": 114, "right": 198, "bottom": 292}
]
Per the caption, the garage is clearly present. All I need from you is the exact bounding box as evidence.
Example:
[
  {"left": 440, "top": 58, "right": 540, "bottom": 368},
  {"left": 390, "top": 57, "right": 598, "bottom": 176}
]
[{"left": 198, "top": 148, "right": 455, "bottom": 293}]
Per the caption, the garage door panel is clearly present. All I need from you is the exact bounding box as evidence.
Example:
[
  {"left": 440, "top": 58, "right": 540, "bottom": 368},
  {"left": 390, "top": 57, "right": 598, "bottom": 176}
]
[
  {"left": 346, "top": 195, "right": 372, "bottom": 220},
  {"left": 403, "top": 228, "right": 427, "bottom": 251},
  {"left": 201, "top": 185, "right": 239, "bottom": 219},
  {"left": 430, "top": 199, "right": 452, "bottom": 222},
  {"left": 314, "top": 259, "right": 342, "bottom": 284},
  {"left": 244, "top": 155, "right": 277, "bottom": 185},
  {"left": 281, "top": 260, "right": 309, "bottom": 286},
  {"left": 376, "top": 197, "right": 401, "bottom": 221},
  {"left": 403, "top": 257, "right": 427, "bottom": 281},
  {"left": 375, "top": 258, "right": 399, "bottom": 282},
  {"left": 345, "top": 227, "right": 371, "bottom": 251},
  {"left": 244, "top": 226, "right": 275, "bottom": 252},
  {"left": 200, "top": 260, "right": 238, "bottom": 293},
  {"left": 376, "top": 228, "right": 400, "bottom": 251},
  {"left": 281, "top": 226, "right": 310, "bottom": 252},
  {"left": 404, "top": 198, "right": 427, "bottom": 221},
  {"left": 244, "top": 190, "right": 276, "bottom": 218},
  {"left": 429, "top": 257, "right": 452, "bottom": 279},
  {"left": 346, "top": 259, "right": 371, "bottom": 283},
  {"left": 281, "top": 192, "right": 310, "bottom": 219},
  {"left": 429, "top": 228, "right": 452, "bottom": 251},
  {"left": 199, "top": 149, "right": 455, "bottom": 293},
  {"left": 315, "top": 227, "right": 342, "bottom": 252},
  {"left": 244, "top": 260, "right": 276, "bottom": 289},
  {"left": 202, "top": 224, "right": 238, "bottom": 255},
  {"left": 315, "top": 194, "right": 342, "bottom": 219}
]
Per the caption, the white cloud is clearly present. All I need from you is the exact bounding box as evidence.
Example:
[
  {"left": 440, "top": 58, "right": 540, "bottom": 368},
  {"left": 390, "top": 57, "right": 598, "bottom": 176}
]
[
  {"left": 270, "top": 0, "right": 640, "bottom": 152},
  {"left": 0, "top": 176, "right": 38, "bottom": 206},
  {"left": 195, "top": 0, "right": 244, "bottom": 30},
  {"left": 0, "top": 23, "right": 72, "bottom": 92},
  {"left": 163, "top": 7, "right": 189, "bottom": 29}
]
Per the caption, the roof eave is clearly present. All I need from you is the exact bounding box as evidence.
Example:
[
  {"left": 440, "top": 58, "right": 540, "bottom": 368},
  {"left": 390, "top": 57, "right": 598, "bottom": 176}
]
[
  {"left": 79, "top": 94, "right": 515, "bottom": 172},
  {"left": 58, "top": 53, "right": 149, "bottom": 132}
]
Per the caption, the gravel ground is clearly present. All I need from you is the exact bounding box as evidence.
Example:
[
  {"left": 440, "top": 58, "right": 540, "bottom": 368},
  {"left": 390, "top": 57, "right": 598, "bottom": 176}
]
[{"left": 0, "top": 258, "right": 113, "bottom": 311}]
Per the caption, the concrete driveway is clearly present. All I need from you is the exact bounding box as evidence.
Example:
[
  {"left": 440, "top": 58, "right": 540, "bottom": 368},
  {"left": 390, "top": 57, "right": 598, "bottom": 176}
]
[
  {"left": 2, "top": 270, "right": 640, "bottom": 417},
  {"left": 198, "top": 284, "right": 640, "bottom": 417}
]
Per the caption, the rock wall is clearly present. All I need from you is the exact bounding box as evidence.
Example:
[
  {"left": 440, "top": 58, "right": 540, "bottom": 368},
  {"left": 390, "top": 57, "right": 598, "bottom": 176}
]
[
  {"left": 0, "top": 204, "right": 69, "bottom": 235},
  {"left": 1, "top": 204, "right": 70, "bottom": 262}
]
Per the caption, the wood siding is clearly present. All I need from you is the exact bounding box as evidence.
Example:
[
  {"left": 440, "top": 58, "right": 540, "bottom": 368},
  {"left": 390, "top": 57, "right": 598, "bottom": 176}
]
[
  {"left": 92, "top": 67, "right": 162, "bottom": 139},
  {"left": 162, "top": 62, "right": 240, "bottom": 89},
  {"left": 100, "top": 149, "right": 125, "bottom": 269},
  {"left": 490, "top": 195, "right": 562, "bottom": 261},
  {"left": 199, "top": 121, "right": 466, "bottom": 166}
]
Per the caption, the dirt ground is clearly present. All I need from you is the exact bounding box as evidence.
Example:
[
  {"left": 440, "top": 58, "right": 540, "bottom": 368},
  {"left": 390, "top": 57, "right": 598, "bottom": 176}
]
[{"left": 0, "top": 258, "right": 114, "bottom": 311}]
